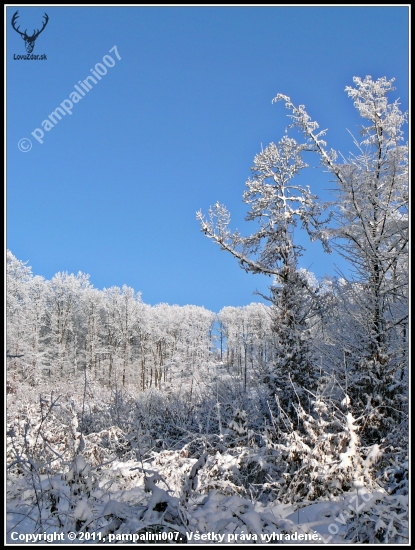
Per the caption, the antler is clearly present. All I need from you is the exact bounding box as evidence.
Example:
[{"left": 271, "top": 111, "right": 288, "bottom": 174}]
[
  {"left": 32, "top": 13, "right": 49, "bottom": 39},
  {"left": 11, "top": 11, "right": 25, "bottom": 37},
  {"left": 11, "top": 10, "right": 49, "bottom": 40}
]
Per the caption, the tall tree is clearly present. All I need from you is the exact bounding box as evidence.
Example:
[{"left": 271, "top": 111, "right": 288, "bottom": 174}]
[
  {"left": 197, "top": 136, "right": 327, "bottom": 413},
  {"left": 6, "top": 251, "right": 33, "bottom": 383},
  {"left": 275, "top": 76, "right": 408, "bottom": 441},
  {"left": 42, "top": 272, "right": 91, "bottom": 380}
]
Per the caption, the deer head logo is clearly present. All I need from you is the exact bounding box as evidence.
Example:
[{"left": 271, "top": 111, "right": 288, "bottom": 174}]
[{"left": 11, "top": 10, "right": 49, "bottom": 54}]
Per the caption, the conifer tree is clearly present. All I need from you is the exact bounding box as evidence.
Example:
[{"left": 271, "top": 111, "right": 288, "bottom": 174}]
[
  {"left": 275, "top": 76, "right": 408, "bottom": 441},
  {"left": 197, "top": 136, "right": 327, "bottom": 414}
]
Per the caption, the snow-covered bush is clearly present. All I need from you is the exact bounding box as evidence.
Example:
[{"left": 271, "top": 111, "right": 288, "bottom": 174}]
[
  {"left": 345, "top": 492, "right": 409, "bottom": 544},
  {"left": 262, "top": 395, "right": 381, "bottom": 503}
]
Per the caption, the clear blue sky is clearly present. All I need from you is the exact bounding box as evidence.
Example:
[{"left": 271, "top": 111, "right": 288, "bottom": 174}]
[{"left": 6, "top": 6, "right": 409, "bottom": 312}]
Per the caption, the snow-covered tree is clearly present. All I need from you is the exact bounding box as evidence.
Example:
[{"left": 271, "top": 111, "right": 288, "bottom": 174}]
[
  {"left": 42, "top": 272, "right": 90, "bottom": 380},
  {"left": 103, "top": 285, "right": 142, "bottom": 387},
  {"left": 197, "top": 137, "right": 327, "bottom": 414},
  {"left": 217, "top": 304, "right": 274, "bottom": 389},
  {"left": 6, "top": 251, "right": 34, "bottom": 386},
  {"left": 275, "top": 76, "right": 408, "bottom": 441},
  {"left": 81, "top": 286, "right": 106, "bottom": 382}
]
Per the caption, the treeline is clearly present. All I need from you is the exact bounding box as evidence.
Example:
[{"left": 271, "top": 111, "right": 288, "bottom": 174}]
[
  {"left": 6, "top": 251, "right": 279, "bottom": 390},
  {"left": 6, "top": 251, "right": 213, "bottom": 389}
]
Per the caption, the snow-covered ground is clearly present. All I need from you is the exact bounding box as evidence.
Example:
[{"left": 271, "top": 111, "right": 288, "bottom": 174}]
[{"left": 6, "top": 378, "right": 409, "bottom": 545}]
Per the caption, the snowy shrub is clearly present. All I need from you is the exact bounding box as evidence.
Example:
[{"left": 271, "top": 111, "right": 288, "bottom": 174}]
[
  {"left": 7, "top": 394, "right": 76, "bottom": 476},
  {"left": 263, "top": 395, "right": 380, "bottom": 503},
  {"left": 345, "top": 492, "right": 409, "bottom": 544},
  {"left": 376, "top": 451, "right": 408, "bottom": 497},
  {"left": 372, "top": 421, "right": 409, "bottom": 497}
]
